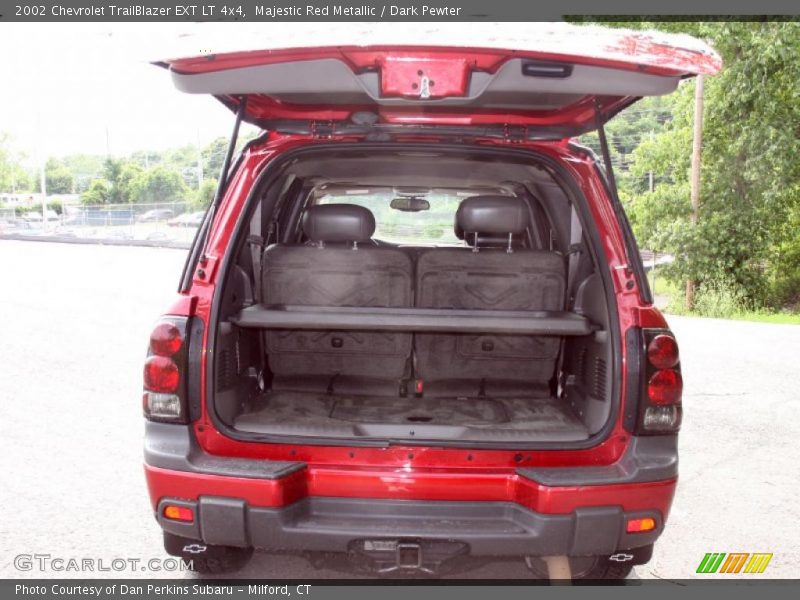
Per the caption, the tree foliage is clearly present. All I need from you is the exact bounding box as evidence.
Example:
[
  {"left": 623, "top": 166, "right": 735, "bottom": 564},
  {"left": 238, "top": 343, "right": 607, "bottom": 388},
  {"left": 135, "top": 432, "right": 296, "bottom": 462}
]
[
  {"left": 0, "top": 132, "right": 32, "bottom": 193},
  {"left": 127, "top": 166, "right": 188, "bottom": 204},
  {"left": 41, "top": 158, "right": 73, "bottom": 195},
  {"left": 601, "top": 21, "right": 800, "bottom": 309},
  {"left": 202, "top": 137, "right": 228, "bottom": 178},
  {"left": 191, "top": 178, "right": 218, "bottom": 210},
  {"left": 81, "top": 179, "right": 110, "bottom": 205}
]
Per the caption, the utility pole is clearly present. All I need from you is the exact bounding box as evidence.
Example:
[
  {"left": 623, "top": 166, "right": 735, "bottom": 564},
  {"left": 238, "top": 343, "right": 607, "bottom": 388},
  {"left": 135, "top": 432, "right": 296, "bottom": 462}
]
[
  {"left": 40, "top": 157, "right": 47, "bottom": 224},
  {"left": 648, "top": 130, "right": 655, "bottom": 193},
  {"left": 685, "top": 75, "right": 705, "bottom": 311},
  {"left": 196, "top": 128, "right": 204, "bottom": 188}
]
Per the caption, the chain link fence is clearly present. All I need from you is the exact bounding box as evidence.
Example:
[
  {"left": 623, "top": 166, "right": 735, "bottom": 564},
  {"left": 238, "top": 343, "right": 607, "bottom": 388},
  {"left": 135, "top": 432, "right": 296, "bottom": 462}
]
[{"left": 0, "top": 201, "right": 205, "bottom": 247}]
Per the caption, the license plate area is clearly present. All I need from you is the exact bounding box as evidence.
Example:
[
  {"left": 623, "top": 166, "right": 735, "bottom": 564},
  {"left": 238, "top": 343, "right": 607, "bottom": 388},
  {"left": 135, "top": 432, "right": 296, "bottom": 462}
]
[
  {"left": 397, "top": 542, "right": 422, "bottom": 569},
  {"left": 350, "top": 538, "right": 469, "bottom": 574}
]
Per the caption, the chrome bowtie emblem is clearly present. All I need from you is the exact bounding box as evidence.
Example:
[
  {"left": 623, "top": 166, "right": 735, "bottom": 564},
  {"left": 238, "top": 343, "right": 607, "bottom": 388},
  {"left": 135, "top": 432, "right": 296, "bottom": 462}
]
[{"left": 609, "top": 553, "right": 634, "bottom": 562}]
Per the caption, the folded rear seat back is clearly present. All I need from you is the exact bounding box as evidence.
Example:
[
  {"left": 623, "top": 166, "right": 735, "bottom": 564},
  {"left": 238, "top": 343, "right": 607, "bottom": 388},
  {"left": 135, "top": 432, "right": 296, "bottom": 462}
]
[
  {"left": 261, "top": 204, "right": 413, "bottom": 394},
  {"left": 415, "top": 196, "right": 565, "bottom": 397}
]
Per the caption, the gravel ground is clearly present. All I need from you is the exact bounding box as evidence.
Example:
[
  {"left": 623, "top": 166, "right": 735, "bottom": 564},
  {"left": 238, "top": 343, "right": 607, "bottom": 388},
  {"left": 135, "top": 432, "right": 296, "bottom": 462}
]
[{"left": 1, "top": 240, "right": 797, "bottom": 580}]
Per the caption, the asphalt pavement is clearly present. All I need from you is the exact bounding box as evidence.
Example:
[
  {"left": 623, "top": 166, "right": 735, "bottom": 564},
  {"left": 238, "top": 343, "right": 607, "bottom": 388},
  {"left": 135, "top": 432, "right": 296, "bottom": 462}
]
[{"left": 1, "top": 240, "right": 797, "bottom": 580}]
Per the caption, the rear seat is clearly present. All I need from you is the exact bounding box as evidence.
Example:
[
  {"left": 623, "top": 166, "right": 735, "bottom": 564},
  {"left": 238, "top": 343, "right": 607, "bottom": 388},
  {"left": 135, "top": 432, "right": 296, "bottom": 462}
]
[
  {"left": 414, "top": 196, "right": 566, "bottom": 397},
  {"left": 260, "top": 204, "right": 413, "bottom": 394}
]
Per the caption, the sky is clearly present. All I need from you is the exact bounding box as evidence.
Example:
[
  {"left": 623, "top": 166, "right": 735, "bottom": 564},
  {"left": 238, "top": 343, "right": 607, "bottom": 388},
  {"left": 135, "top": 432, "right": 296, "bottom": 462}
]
[
  {"left": 0, "top": 21, "right": 700, "bottom": 165},
  {"left": 0, "top": 23, "right": 260, "bottom": 163}
]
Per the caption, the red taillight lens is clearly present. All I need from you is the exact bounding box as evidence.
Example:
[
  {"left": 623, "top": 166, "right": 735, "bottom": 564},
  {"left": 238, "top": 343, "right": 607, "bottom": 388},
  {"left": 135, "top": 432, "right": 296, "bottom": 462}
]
[
  {"left": 647, "top": 334, "right": 679, "bottom": 370},
  {"left": 150, "top": 322, "right": 183, "bottom": 357},
  {"left": 144, "top": 356, "right": 179, "bottom": 393},
  {"left": 647, "top": 368, "right": 683, "bottom": 405}
]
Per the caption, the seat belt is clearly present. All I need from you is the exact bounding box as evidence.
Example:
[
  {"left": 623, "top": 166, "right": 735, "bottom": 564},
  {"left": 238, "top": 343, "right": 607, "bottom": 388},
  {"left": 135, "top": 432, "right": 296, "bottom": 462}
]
[{"left": 557, "top": 204, "right": 584, "bottom": 396}]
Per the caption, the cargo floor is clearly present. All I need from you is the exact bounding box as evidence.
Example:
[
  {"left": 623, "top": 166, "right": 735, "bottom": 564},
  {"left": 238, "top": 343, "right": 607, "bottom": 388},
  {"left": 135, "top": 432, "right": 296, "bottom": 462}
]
[{"left": 233, "top": 391, "right": 589, "bottom": 442}]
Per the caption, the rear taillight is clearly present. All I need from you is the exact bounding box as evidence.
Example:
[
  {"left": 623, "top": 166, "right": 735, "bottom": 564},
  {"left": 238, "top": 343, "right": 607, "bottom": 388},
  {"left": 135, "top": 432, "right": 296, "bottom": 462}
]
[
  {"left": 143, "top": 317, "right": 189, "bottom": 423},
  {"left": 646, "top": 334, "right": 679, "bottom": 369},
  {"left": 637, "top": 329, "right": 683, "bottom": 434},
  {"left": 149, "top": 322, "right": 183, "bottom": 356},
  {"left": 647, "top": 369, "right": 683, "bottom": 405},
  {"left": 144, "top": 356, "right": 180, "bottom": 392}
]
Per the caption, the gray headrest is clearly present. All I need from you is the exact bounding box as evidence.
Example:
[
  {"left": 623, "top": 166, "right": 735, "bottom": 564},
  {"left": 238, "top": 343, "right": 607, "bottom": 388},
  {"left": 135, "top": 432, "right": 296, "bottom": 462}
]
[
  {"left": 302, "top": 204, "right": 376, "bottom": 244},
  {"left": 455, "top": 195, "right": 529, "bottom": 240}
]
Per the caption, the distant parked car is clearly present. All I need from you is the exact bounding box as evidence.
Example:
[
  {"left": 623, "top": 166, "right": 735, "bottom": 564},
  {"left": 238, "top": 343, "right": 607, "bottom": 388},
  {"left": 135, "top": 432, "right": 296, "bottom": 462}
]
[
  {"left": 146, "top": 231, "right": 172, "bottom": 241},
  {"left": 0, "top": 219, "right": 36, "bottom": 234},
  {"left": 167, "top": 211, "right": 205, "bottom": 227},
  {"left": 24, "top": 210, "right": 59, "bottom": 222},
  {"left": 138, "top": 209, "right": 174, "bottom": 223},
  {"left": 53, "top": 226, "right": 79, "bottom": 238}
]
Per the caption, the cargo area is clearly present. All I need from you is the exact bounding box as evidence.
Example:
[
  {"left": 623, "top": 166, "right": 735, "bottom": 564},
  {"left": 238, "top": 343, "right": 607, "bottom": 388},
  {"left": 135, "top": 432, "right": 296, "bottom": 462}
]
[
  {"left": 233, "top": 391, "right": 590, "bottom": 442},
  {"left": 210, "top": 146, "right": 617, "bottom": 446}
]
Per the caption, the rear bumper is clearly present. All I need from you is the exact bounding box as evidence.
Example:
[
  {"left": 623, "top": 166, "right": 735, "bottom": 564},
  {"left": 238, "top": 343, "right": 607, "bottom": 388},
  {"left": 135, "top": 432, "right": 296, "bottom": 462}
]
[
  {"left": 144, "top": 422, "right": 677, "bottom": 557},
  {"left": 156, "top": 496, "right": 661, "bottom": 558}
]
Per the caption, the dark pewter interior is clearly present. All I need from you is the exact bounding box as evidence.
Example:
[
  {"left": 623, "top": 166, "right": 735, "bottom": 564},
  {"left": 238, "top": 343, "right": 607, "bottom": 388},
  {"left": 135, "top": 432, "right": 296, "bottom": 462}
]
[{"left": 211, "top": 147, "right": 616, "bottom": 446}]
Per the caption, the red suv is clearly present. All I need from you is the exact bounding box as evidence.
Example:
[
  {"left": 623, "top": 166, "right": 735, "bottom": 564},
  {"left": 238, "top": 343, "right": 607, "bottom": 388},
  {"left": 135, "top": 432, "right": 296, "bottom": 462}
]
[{"left": 143, "top": 26, "right": 720, "bottom": 579}]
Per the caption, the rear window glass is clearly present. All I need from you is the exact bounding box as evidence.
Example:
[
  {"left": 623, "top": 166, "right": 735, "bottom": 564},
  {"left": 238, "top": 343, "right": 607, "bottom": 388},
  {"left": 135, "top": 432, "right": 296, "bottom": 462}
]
[{"left": 316, "top": 190, "right": 466, "bottom": 246}]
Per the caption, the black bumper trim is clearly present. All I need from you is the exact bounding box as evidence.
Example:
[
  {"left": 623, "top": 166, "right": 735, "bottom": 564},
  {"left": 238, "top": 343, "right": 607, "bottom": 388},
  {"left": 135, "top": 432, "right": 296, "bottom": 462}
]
[
  {"left": 516, "top": 434, "right": 678, "bottom": 486},
  {"left": 157, "top": 496, "right": 663, "bottom": 558},
  {"left": 144, "top": 421, "right": 306, "bottom": 480}
]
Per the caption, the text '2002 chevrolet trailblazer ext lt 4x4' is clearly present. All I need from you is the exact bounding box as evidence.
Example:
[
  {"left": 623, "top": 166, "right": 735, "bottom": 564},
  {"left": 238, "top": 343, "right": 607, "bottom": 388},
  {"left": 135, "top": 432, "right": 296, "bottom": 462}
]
[{"left": 141, "top": 24, "right": 720, "bottom": 579}]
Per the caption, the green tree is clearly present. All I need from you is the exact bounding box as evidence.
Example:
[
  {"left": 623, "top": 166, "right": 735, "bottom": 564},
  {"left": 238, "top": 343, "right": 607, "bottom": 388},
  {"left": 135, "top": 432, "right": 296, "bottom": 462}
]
[
  {"left": 190, "top": 178, "right": 217, "bottom": 210},
  {"left": 199, "top": 130, "right": 258, "bottom": 183},
  {"left": 0, "top": 132, "right": 32, "bottom": 193},
  {"left": 103, "top": 158, "right": 126, "bottom": 203},
  {"left": 129, "top": 166, "right": 188, "bottom": 204},
  {"left": 101, "top": 158, "right": 144, "bottom": 203},
  {"left": 44, "top": 158, "right": 74, "bottom": 194},
  {"left": 598, "top": 21, "right": 800, "bottom": 309},
  {"left": 202, "top": 137, "right": 228, "bottom": 178},
  {"left": 117, "top": 163, "right": 143, "bottom": 203},
  {"left": 81, "top": 179, "right": 110, "bottom": 205}
]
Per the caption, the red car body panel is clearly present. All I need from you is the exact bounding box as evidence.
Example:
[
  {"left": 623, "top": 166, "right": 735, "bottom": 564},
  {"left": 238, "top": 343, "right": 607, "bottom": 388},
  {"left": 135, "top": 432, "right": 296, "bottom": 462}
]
[{"left": 146, "top": 463, "right": 676, "bottom": 517}]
